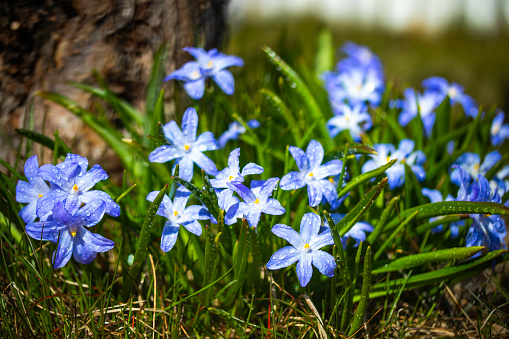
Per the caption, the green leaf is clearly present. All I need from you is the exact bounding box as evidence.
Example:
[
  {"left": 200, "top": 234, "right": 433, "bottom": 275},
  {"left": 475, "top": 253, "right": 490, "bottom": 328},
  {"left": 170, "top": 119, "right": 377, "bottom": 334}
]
[
  {"left": 260, "top": 88, "right": 302, "bottom": 142},
  {"left": 336, "top": 178, "right": 388, "bottom": 237},
  {"left": 315, "top": 28, "right": 334, "bottom": 78},
  {"left": 366, "top": 196, "right": 398, "bottom": 244},
  {"left": 15, "top": 129, "right": 68, "bottom": 159},
  {"left": 360, "top": 250, "right": 507, "bottom": 300},
  {"left": 372, "top": 246, "right": 484, "bottom": 274},
  {"left": 324, "top": 143, "right": 377, "bottom": 162},
  {"left": 349, "top": 246, "right": 372, "bottom": 337},
  {"left": 69, "top": 80, "right": 144, "bottom": 126},
  {"left": 337, "top": 160, "right": 396, "bottom": 199},
  {"left": 384, "top": 201, "right": 509, "bottom": 232},
  {"left": 201, "top": 225, "right": 217, "bottom": 306},
  {"left": 374, "top": 210, "right": 419, "bottom": 260},
  {"left": 262, "top": 45, "right": 332, "bottom": 148}
]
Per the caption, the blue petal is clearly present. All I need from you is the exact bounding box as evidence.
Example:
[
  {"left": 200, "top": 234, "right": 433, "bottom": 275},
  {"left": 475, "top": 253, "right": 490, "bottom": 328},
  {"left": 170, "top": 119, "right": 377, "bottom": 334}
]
[
  {"left": 184, "top": 79, "right": 206, "bottom": 100},
  {"left": 289, "top": 146, "right": 309, "bottom": 172},
  {"left": 164, "top": 61, "right": 202, "bottom": 82},
  {"left": 245, "top": 208, "right": 262, "bottom": 228},
  {"left": 175, "top": 156, "right": 194, "bottom": 182},
  {"left": 481, "top": 151, "right": 502, "bottom": 175},
  {"left": 77, "top": 226, "right": 114, "bottom": 253},
  {"left": 182, "top": 107, "right": 199, "bottom": 141},
  {"left": 162, "top": 121, "right": 184, "bottom": 144},
  {"left": 19, "top": 201, "right": 38, "bottom": 223},
  {"left": 53, "top": 230, "right": 74, "bottom": 269},
  {"left": 309, "top": 229, "right": 335, "bottom": 249},
  {"left": 241, "top": 163, "right": 264, "bottom": 177},
  {"left": 296, "top": 253, "right": 313, "bottom": 287},
  {"left": 211, "top": 54, "right": 244, "bottom": 71},
  {"left": 320, "top": 179, "right": 339, "bottom": 207},
  {"left": 300, "top": 212, "right": 321, "bottom": 244},
  {"left": 257, "top": 178, "right": 279, "bottom": 202},
  {"left": 212, "top": 70, "right": 235, "bottom": 95},
  {"left": 36, "top": 189, "right": 65, "bottom": 217},
  {"left": 149, "top": 145, "right": 184, "bottom": 163},
  {"left": 266, "top": 246, "right": 300, "bottom": 270},
  {"left": 76, "top": 164, "right": 108, "bottom": 192},
  {"left": 24, "top": 155, "right": 40, "bottom": 182},
  {"left": 311, "top": 251, "right": 336, "bottom": 277},
  {"left": 181, "top": 220, "right": 203, "bottom": 236},
  {"left": 313, "top": 160, "right": 342, "bottom": 180},
  {"left": 75, "top": 201, "right": 106, "bottom": 227},
  {"left": 307, "top": 181, "right": 323, "bottom": 207},
  {"left": 160, "top": 221, "right": 180, "bottom": 252},
  {"left": 80, "top": 190, "right": 120, "bottom": 217},
  {"left": 38, "top": 164, "right": 72, "bottom": 190},
  {"left": 173, "top": 186, "right": 191, "bottom": 213},
  {"left": 183, "top": 205, "right": 210, "bottom": 221},
  {"left": 194, "top": 131, "right": 219, "bottom": 151},
  {"left": 52, "top": 201, "right": 72, "bottom": 225},
  {"left": 218, "top": 129, "right": 239, "bottom": 148},
  {"left": 261, "top": 199, "right": 285, "bottom": 216},
  {"left": 228, "top": 148, "right": 241, "bottom": 174},
  {"left": 306, "top": 140, "right": 324, "bottom": 170},
  {"left": 182, "top": 47, "right": 208, "bottom": 62},
  {"left": 189, "top": 151, "right": 218, "bottom": 176},
  {"left": 280, "top": 171, "right": 305, "bottom": 190},
  {"left": 230, "top": 183, "right": 256, "bottom": 203},
  {"left": 271, "top": 224, "right": 303, "bottom": 248},
  {"left": 25, "top": 221, "right": 58, "bottom": 242}
]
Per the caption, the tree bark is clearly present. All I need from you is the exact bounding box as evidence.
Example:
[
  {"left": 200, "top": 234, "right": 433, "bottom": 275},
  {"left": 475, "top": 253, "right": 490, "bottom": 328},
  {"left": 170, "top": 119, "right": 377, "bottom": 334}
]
[{"left": 0, "top": 0, "right": 226, "bottom": 175}]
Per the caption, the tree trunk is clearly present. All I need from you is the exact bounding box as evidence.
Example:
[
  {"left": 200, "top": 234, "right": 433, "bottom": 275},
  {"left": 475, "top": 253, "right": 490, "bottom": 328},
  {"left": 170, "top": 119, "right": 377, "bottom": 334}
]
[{"left": 0, "top": 0, "right": 226, "bottom": 175}]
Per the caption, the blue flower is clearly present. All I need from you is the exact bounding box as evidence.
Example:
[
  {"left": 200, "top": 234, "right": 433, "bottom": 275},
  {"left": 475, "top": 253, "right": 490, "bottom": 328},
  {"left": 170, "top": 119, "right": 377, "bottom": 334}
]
[
  {"left": 421, "top": 188, "right": 463, "bottom": 238},
  {"left": 326, "top": 103, "right": 372, "bottom": 141},
  {"left": 164, "top": 47, "right": 244, "bottom": 99},
  {"left": 336, "top": 42, "right": 384, "bottom": 80},
  {"left": 147, "top": 186, "right": 210, "bottom": 252},
  {"left": 149, "top": 107, "right": 219, "bottom": 182},
  {"left": 397, "top": 88, "right": 438, "bottom": 137},
  {"left": 324, "top": 68, "right": 384, "bottom": 107},
  {"left": 37, "top": 154, "right": 120, "bottom": 219},
  {"left": 227, "top": 178, "right": 285, "bottom": 227},
  {"left": 280, "top": 140, "right": 343, "bottom": 207},
  {"left": 422, "top": 77, "right": 477, "bottom": 118},
  {"left": 490, "top": 111, "right": 509, "bottom": 147},
  {"left": 218, "top": 119, "right": 260, "bottom": 148},
  {"left": 210, "top": 148, "right": 263, "bottom": 220},
  {"left": 362, "top": 139, "right": 426, "bottom": 190},
  {"left": 451, "top": 151, "right": 501, "bottom": 184},
  {"left": 266, "top": 212, "right": 336, "bottom": 287},
  {"left": 327, "top": 213, "right": 373, "bottom": 248},
  {"left": 25, "top": 201, "right": 114, "bottom": 269},
  {"left": 15, "top": 155, "right": 50, "bottom": 223},
  {"left": 466, "top": 215, "right": 507, "bottom": 255}
]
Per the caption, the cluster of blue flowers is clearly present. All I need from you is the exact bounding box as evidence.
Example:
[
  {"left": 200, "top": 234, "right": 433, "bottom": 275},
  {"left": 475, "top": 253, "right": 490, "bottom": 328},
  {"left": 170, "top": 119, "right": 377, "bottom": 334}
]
[
  {"left": 322, "top": 42, "right": 383, "bottom": 142},
  {"left": 16, "top": 43, "right": 508, "bottom": 289},
  {"left": 16, "top": 154, "right": 119, "bottom": 268}
]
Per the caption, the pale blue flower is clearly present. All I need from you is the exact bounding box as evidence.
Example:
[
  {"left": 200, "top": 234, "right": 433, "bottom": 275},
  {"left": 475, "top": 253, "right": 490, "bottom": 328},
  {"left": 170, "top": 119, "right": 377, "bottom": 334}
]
[
  {"left": 149, "top": 107, "right": 219, "bottom": 182},
  {"left": 326, "top": 103, "right": 372, "bottom": 141},
  {"left": 25, "top": 201, "right": 113, "bottom": 269},
  {"left": 210, "top": 148, "right": 263, "bottom": 224},
  {"left": 227, "top": 178, "right": 285, "bottom": 227},
  {"left": 164, "top": 47, "right": 244, "bottom": 99},
  {"left": 147, "top": 186, "right": 210, "bottom": 252},
  {"left": 397, "top": 88, "right": 438, "bottom": 137},
  {"left": 422, "top": 77, "right": 477, "bottom": 118},
  {"left": 36, "top": 154, "right": 120, "bottom": 219},
  {"left": 362, "top": 139, "right": 426, "bottom": 190},
  {"left": 490, "top": 111, "right": 509, "bottom": 147},
  {"left": 218, "top": 120, "right": 260, "bottom": 148},
  {"left": 266, "top": 212, "right": 336, "bottom": 287},
  {"left": 280, "top": 140, "right": 343, "bottom": 207}
]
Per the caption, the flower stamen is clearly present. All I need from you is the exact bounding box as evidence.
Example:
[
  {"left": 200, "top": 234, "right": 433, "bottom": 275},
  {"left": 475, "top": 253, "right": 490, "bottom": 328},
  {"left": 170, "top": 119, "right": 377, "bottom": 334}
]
[
  {"left": 254, "top": 199, "right": 260, "bottom": 204},
  {"left": 72, "top": 184, "right": 79, "bottom": 192},
  {"left": 184, "top": 145, "right": 191, "bottom": 151}
]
